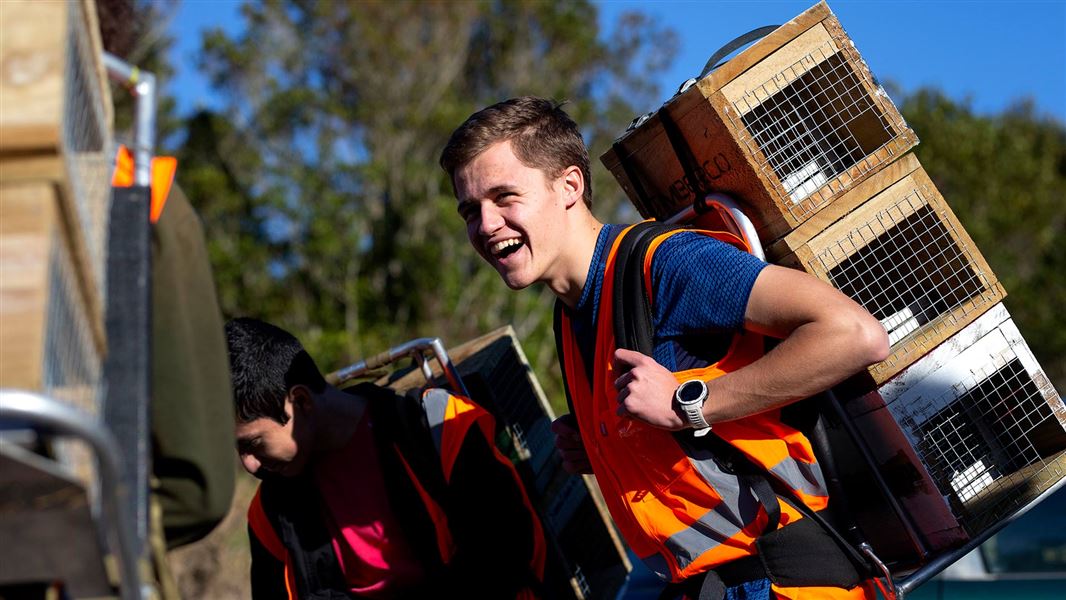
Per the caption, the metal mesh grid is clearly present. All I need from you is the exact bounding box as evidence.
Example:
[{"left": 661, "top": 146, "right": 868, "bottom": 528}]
[
  {"left": 814, "top": 189, "right": 995, "bottom": 366},
  {"left": 900, "top": 356, "right": 1066, "bottom": 535},
  {"left": 42, "top": 233, "right": 104, "bottom": 484},
  {"left": 732, "top": 38, "right": 909, "bottom": 220},
  {"left": 62, "top": 0, "right": 112, "bottom": 300},
  {"left": 42, "top": 235, "right": 102, "bottom": 415}
]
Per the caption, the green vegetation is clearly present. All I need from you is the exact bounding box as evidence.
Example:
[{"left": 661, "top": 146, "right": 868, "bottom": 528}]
[{"left": 134, "top": 2, "right": 1063, "bottom": 409}]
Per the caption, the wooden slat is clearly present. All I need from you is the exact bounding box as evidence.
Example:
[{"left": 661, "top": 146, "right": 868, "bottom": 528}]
[
  {"left": 0, "top": 1, "right": 69, "bottom": 151},
  {"left": 720, "top": 23, "right": 836, "bottom": 107},
  {"left": 698, "top": 1, "right": 831, "bottom": 95},
  {"left": 0, "top": 182, "right": 106, "bottom": 391},
  {"left": 0, "top": 182, "right": 54, "bottom": 390}
]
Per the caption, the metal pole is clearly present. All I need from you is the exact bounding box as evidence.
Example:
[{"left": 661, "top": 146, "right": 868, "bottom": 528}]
[
  {"left": 102, "top": 53, "right": 156, "bottom": 187},
  {"left": 0, "top": 390, "right": 146, "bottom": 600}
]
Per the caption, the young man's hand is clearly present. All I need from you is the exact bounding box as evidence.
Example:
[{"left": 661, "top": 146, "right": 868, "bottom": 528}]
[
  {"left": 613, "top": 348, "right": 686, "bottom": 430},
  {"left": 551, "top": 414, "right": 592, "bottom": 474}
]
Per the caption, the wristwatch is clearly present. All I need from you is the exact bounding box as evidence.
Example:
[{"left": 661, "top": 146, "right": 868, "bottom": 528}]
[{"left": 675, "top": 379, "right": 712, "bottom": 437}]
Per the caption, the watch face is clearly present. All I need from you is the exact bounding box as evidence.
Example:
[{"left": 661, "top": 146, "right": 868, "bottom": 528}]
[{"left": 677, "top": 380, "right": 705, "bottom": 404}]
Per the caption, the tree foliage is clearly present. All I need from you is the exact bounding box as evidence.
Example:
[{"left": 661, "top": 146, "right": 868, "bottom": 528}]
[
  {"left": 900, "top": 90, "right": 1065, "bottom": 389},
  {"left": 179, "top": 0, "right": 677, "bottom": 409},
  {"left": 174, "top": 2, "right": 1064, "bottom": 407}
]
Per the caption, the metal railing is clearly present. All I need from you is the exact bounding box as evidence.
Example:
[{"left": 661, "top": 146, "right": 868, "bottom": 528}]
[{"left": 0, "top": 390, "right": 146, "bottom": 600}]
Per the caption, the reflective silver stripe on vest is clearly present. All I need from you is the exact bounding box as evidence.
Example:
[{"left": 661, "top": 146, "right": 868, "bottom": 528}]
[
  {"left": 422, "top": 388, "right": 450, "bottom": 454},
  {"left": 768, "top": 455, "right": 828, "bottom": 500},
  {"left": 650, "top": 439, "right": 827, "bottom": 572},
  {"left": 657, "top": 443, "right": 761, "bottom": 571}
]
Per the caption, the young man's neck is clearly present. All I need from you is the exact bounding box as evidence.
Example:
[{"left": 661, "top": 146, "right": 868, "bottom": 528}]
[
  {"left": 314, "top": 386, "right": 368, "bottom": 452},
  {"left": 548, "top": 211, "right": 604, "bottom": 309}
]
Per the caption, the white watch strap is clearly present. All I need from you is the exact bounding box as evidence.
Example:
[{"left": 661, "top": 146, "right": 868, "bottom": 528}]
[{"left": 683, "top": 401, "right": 711, "bottom": 431}]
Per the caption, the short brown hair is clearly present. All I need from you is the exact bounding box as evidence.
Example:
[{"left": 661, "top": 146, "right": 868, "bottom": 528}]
[{"left": 440, "top": 97, "right": 592, "bottom": 208}]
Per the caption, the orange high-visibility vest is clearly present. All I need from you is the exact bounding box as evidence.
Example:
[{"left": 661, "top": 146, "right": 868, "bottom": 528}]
[
  {"left": 558, "top": 224, "right": 872, "bottom": 599},
  {"left": 248, "top": 389, "right": 546, "bottom": 599}
]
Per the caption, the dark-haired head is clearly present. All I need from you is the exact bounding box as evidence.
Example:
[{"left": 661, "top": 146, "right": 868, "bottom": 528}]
[
  {"left": 440, "top": 96, "right": 592, "bottom": 208},
  {"left": 224, "top": 317, "right": 327, "bottom": 424}
]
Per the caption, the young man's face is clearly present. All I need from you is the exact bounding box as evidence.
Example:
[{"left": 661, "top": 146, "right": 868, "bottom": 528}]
[
  {"left": 235, "top": 397, "right": 312, "bottom": 478},
  {"left": 454, "top": 140, "right": 575, "bottom": 290}
]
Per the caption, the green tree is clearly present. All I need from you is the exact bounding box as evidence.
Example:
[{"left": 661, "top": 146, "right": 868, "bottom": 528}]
[
  {"left": 183, "top": 0, "right": 676, "bottom": 411},
  {"left": 901, "top": 89, "right": 1066, "bottom": 390}
]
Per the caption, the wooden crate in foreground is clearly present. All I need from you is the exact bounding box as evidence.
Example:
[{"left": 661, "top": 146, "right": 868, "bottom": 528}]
[
  {"left": 602, "top": 1, "right": 915, "bottom": 244},
  {"left": 827, "top": 303, "right": 1065, "bottom": 571},
  {"left": 769, "top": 153, "right": 1005, "bottom": 385}
]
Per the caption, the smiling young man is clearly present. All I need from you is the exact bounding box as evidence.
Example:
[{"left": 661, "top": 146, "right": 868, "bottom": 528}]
[
  {"left": 225, "top": 317, "right": 545, "bottom": 599},
  {"left": 440, "top": 97, "right": 891, "bottom": 599}
]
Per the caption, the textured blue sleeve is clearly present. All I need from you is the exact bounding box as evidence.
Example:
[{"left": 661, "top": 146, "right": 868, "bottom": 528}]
[{"left": 650, "top": 231, "right": 768, "bottom": 337}]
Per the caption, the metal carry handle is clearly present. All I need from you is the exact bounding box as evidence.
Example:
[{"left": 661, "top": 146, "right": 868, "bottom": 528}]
[
  {"left": 0, "top": 390, "right": 146, "bottom": 600},
  {"left": 699, "top": 25, "right": 780, "bottom": 79},
  {"left": 326, "top": 337, "right": 470, "bottom": 399}
]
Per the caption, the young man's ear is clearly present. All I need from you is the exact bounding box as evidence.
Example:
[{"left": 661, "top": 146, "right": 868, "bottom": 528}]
[
  {"left": 559, "top": 165, "right": 584, "bottom": 209},
  {"left": 288, "top": 385, "right": 314, "bottom": 412}
]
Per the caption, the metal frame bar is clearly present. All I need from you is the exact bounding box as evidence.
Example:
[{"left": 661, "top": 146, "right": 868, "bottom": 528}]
[
  {"left": 0, "top": 390, "right": 145, "bottom": 600},
  {"left": 897, "top": 475, "right": 1066, "bottom": 595},
  {"left": 327, "top": 337, "right": 470, "bottom": 398},
  {"left": 102, "top": 53, "right": 156, "bottom": 187}
]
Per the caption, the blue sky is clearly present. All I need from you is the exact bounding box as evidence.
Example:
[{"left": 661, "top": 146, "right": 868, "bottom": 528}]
[{"left": 169, "top": 0, "right": 1066, "bottom": 122}]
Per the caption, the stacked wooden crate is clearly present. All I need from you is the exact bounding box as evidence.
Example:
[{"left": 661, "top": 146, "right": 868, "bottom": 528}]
[
  {"left": 601, "top": 0, "right": 1064, "bottom": 574},
  {"left": 0, "top": 0, "right": 113, "bottom": 477}
]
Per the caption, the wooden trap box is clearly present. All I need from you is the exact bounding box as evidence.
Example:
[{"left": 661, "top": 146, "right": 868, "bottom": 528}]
[
  {"left": 1, "top": 182, "right": 107, "bottom": 490},
  {"left": 768, "top": 153, "right": 1005, "bottom": 384},
  {"left": 376, "top": 326, "right": 631, "bottom": 600},
  {"left": 0, "top": 0, "right": 114, "bottom": 300},
  {"left": 601, "top": 1, "right": 915, "bottom": 244},
  {"left": 0, "top": 182, "right": 105, "bottom": 405},
  {"left": 825, "top": 303, "right": 1065, "bottom": 572}
]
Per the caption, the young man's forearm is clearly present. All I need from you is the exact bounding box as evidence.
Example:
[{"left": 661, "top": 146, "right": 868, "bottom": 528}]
[{"left": 702, "top": 312, "right": 888, "bottom": 424}]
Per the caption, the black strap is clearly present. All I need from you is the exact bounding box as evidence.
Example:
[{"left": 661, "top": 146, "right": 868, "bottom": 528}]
[
  {"left": 612, "top": 139, "right": 656, "bottom": 211},
  {"left": 659, "top": 109, "right": 713, "bottom": 203},
  {"left": 612, "top": 221, "right": 680, "bottom": 357}
]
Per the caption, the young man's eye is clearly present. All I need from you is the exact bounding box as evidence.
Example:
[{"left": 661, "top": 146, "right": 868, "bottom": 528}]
[{"left": 458, "top": 204, "right": 477, "bottom": 222}]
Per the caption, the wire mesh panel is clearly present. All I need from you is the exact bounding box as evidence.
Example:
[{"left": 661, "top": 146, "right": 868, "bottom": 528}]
[
  {"left": 62, "top": 0, "right": 113, "bottom": 298},
  {"left": 0, "top": 183, "right": 106, "bottom": 489},
  {"left": 372, "top": 327, "right": 631, "bottom": 600},
  {"left": 601, "top": 1, "right": 916, "bottom": 244},
  {"left": 835, "top": 303, "right": 1066, "bottom": 570},
  {"left": 732, "top": 39, "right": 909, "bottom": 219},
  {"left": 775, "top": 154, "right": 1004, "bottom": 384}
]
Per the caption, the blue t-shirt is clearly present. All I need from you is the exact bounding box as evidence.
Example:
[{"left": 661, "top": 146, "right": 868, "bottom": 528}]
[{"left": 566, "top": 223, "right": 767, "bottom": 381}]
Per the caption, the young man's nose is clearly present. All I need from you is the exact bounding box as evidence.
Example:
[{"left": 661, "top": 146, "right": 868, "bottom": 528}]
[
  {"left": 240, "top": 453, "right": 261, "bottom": 475},
  {"left": 478, "top": 203, "right": 505, "bottom": 236}
]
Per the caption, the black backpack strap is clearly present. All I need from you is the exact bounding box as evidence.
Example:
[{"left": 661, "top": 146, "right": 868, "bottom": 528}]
[{"left": 611, "top": 221, "right": 681, "bottom": 355}]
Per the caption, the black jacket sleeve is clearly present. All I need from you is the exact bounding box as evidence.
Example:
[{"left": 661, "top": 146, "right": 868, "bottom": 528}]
[{"left": 249, "top": 524, "right": 290, "bottom": 600}]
